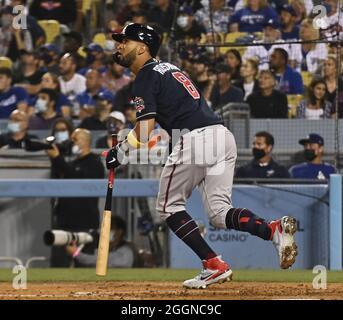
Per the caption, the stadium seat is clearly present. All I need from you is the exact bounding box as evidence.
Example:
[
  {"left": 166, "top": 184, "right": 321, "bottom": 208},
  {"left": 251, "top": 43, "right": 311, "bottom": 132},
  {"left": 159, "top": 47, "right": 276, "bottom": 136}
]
[
  {"left": 287, "top": 94, "right": 303, "bottom": 118},
  {"left": 0, "top": 57, "right": 13, "bottom": 69},
  {"left": 301, "top": 71, "right": 313, "bottom": 87},
  {"left": 93, "top": 33, "right": 106, "bottom": 47},
  {"left": 37, "top": 20, "right": 60, "bottom": 44},
  {"left": 220, "top": 32, "right": 248, "bottom": 55}
]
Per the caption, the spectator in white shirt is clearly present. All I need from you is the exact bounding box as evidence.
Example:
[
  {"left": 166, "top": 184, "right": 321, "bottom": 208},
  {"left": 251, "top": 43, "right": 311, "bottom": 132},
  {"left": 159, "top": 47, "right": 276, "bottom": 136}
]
[{"left": 58, "top": 53, "right": 86, "bottom": 117}]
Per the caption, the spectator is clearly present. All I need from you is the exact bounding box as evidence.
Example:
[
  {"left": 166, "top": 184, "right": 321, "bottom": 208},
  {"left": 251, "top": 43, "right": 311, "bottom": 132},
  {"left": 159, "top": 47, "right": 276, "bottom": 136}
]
[
  {"left": 148, "top": 0, "right": 176, "bottom": 33},
  {"left": 50, "top": 117, "right": 74, "bottom": 158},
  {"left": 132, "top": 10, "right": 148, "bottom": 25},
  {"left": 224, "top": 49, "right": 242, "bottom": 85},
  {"left": 78, "top": 43, "right": 107, "bottom": 76},
  {"left": 229, "top": 0, "right": 279, "bottom": 33},
  {"left": 76, "top": 69, "right": 113, "bottom": 121},
  {"left": 289, "top": 133, "right": 337, "bottom": 179},
  {"left": 174, "top": 6, "right": 206, "bottom": 42},
  {"left": 14, "top": 51, "right": 45, "bottom": 96},
  {"left": 319, "top": 0, "right": 343, "bottom": 41},
  {"left": 123, "top": 99, "right": 136, "bottom": 128},
  {"left": 58, "top": 53, "right": 86, "bottom": 117},
  {"left": 209, "top": 63, "right": 244, "bottom": 110},
  {"left": 0, "top": 109, "right": 37, "bottom": 149},
  {"left": 192, "top": 55, "right": 212, "bottom": 94},
  {"left": 0, "top": 67, "right": 29, "bottom": 118},
  {"left": 236, "top": 58, "right": 259, "bottom": 100},
  {"left": 78, "top": 91, "right": 115, "bottom": 131},
  {"left": 9, "top": 0, "right": 46, "bottom": 47},
  {"left": 242, "top": 18, "right": 300, "bottom": 71},
  {"left": 236, "top": 131, "right": 290, "bottom": 178},
  {"left": 194, "top": 0, "right": 230, "bottom": 33},
  {"left": 46, "top": 128, "right": 104, "bottom": 267},
  {"left": 0, "top": 6, "right": 33, "bottom": 62},
  {"left": 296, "top": 19, "right": 328, "bottom": 73},
  {"left": 296, "top": 78, "right": 333, "bottom": 119},
  {"left": 101, "top": 60, "right": 131, "bottom": 95},
  {"left": 66, "top": 215, "right": 137, "bottom": 268},
  {"left": 270, "top": 48, "right": 304, "bottom": 95},
  {"left": 247, "top": 70, "right": 288, "bottom": 118},
  {"left": 29, "top": 0, "right": 77, "bottom": 25},
  {"left": 116, "top": 0, "right": 149, "bottom": 26},
  {"left": 323, "top": 56, "right": 343, "bottom": 106},
  {"left": 96, "top": 111, "right": 126, "bottom": 148},
  {"left": 290, "top": 0, "right": 310, "bottom": 24},
  {"left": 61, "top": 31, "right": 85, "bottom": 69},
  {"left": 279, "top": 4, "right": 299, "bottom": 40},
  {"left": 29, "top": 72, "right": 72, "bottom": 118},
  {"left": 112, "top": 81, "right": 134, "bottom": 113},
  {"left": 39, "top": 44, "right": 60, "bottom": 75},
  {"left": 28, "top": 88, "right": 59, "bottom": 130}
]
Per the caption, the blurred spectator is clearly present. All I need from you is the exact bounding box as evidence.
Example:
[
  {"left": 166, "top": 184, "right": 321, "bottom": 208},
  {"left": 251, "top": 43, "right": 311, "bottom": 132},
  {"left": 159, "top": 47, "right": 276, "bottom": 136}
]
[
  {"left": 209, "top": 63, "right": 244, "bottom": 110},
  {"left": 236, "top": 58, "right": 259, "bottom": 100},
  {"left": 78, "top": 91, "right": 115, "bottom": 131},
  {"left": 123, "top": 99, "right": 136, "bottom": 127},
  {"left": 78, "top": 43, "right": 107, "bottom": 76},
  {"left": 192, "top": 55, "right": 212, "bottom": 94},
  {"left": 29, "top": 72, "right": 72, "bottom": 118},
  {"left": 66, "top": 215, "right": 137, "bottom": 268},
  {"left": 270, "top": 48, "right": 304, "bottom": 95},
  {"left": 0, "top": 109, "right": 37, "bottom": 149},
  {"left": 236, "top": 131, "right": 290, "bottom": 178},
  {"left": 323, "top": 56, "right": 343, "bottom": 106},
  {"left": 174, "top": 6, "right": 206, "bottom": 42},
  {"left": 148, "top": 0, "right": 176, "bottom": 33},
  {"left": 279, "top": 4, "right": 299, "bottom": 41},
  {"left": 14, "top": 51, "right": 45, "bottom": 96},
  {"left": 28, "top": 88, "right": 59, "bottom": 130},
  {"left": 58, "top": 53, "right": 86, "bottom": 117},
  {"left": 50, "top": 117, "right": 74, "bottom": 158},
  {"left": 194, "top": 0, "right": 230, "bottom": 33},
  {"left": 101, "top": 60, "right": 131, "bottom": 94},
  {"left": 290, "top": 0, "right": 310, "bottom": 24},
  {"left": 296, "top": 19, "right": 328, "bottom": 73},
  {"left": 116, "top": 0, "right": 149, "bottom": 26},
  {"left": 242, "top": 18, "right": 300, "bottom": 70},
  {"left": 229, "top": 0, "right": 279, "bottom": 32},
  {"left": 0, "top": 67, "right": 28, "bottom": 118},
  {"left": 296, "top": 78, "right": 333, "bottom": 119},
  {"left": 318, "top": 0, "right": 343, "bottom": 40},
  {"left": 46, "top": 128, "right": 104, "bottom": 267},
  {"left": 39, "top": 44, "right": 60, "bottom": 74},
  {"left": 289, "top": 133, "right": 337, "bottom": 179},
  {"left": 224, "top": 49, "right": 242, "bottom": 85},
  {"left": 29, "top": 0, "right": 77, "bottom": 25},
  {"left": 0, "top": 6, "right": 33, "bottom": 61},
  {"left": 247, "top": 70, "right": 288, "bottom": 118},
  {"left": 9, "top": 0, "right": 46, "bottom": 47},
  {"left": 75, "top": 69, "right": 113, "bottom": 121},
  {"left": 62, "top": 31, "right": 85, "bottom": 69},
  {"left": 132, "top": 10, "right": 148, "bottom": 24},
  {"left": 96, "top": 111, "right": 126, "bottom": 148},
  {"left": 112, "top": 81, "right": 134, "bottom": 113}
]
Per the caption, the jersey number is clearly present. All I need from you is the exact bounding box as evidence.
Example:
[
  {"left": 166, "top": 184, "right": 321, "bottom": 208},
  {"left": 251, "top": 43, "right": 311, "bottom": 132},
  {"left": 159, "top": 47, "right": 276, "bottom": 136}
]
[{"left": 172, "top": 72, "right": 200, "bottom": 100}]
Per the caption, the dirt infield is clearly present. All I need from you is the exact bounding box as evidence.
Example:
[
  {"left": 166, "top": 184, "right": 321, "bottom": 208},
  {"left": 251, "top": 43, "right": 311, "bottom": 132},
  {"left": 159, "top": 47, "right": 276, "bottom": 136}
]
[{"left": 0, "top": 281, "right": 342, "bottom": 300}]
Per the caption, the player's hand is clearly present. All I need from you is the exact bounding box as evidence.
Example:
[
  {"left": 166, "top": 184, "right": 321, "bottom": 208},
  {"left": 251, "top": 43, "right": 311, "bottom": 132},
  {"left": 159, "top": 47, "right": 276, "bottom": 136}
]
[{"left": 105, "top": 146, "right": 121, "bottom": 170}]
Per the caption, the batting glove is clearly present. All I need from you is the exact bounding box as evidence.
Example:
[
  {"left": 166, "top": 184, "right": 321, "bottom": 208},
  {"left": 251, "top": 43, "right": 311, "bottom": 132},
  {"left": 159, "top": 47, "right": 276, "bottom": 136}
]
[{"left": 105, "top": 146, "right": 122, "bottom": 169}]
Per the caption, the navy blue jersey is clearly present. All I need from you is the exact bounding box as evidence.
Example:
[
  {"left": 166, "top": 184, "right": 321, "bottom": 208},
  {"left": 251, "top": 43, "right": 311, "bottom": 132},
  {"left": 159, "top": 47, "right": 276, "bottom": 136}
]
[{"left": 132, "top": 59, "right": 223, "bottom": 136}]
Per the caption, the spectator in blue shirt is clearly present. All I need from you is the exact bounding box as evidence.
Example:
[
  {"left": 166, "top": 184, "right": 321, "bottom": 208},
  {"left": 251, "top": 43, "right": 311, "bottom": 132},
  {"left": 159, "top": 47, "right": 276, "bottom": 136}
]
[
  {"left": 229, "top": 0, "right": 279, "bottom": 33},
  {"left": 279, "top": 5, "right": 300, "bottom": 41},
  {"left": 0, "top": 67, "right": 29, "bottom": 119},
  {"left": 289, "top": 133, "right": 337, "bottom": 180},
  {"left": 270, "top": 48, "right": 304, "bottom": 95},
  {"left": 78, "top": 43, "right": 107, "bottom": 76}
]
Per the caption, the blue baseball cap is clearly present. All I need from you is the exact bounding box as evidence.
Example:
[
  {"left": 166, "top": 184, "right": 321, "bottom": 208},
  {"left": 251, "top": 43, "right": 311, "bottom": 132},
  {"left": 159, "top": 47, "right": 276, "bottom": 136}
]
[
  {"left": 279, "top": 4, "right": 297, "bottom": 17},
  {"left": 299, "top": 133, "right": 324, "bottom": 146},
  {"left": 94, "top": 91, "right": 114, "bottom": 102},
  {"left": 263, "top": 18, "right": 280, "bottom": 29},
  {"left": 179, "top": 6, "right": 193, "bottom": 15},
  {"left": 84, "top": 43, "right": 104, "bottom": 53},
  {"left": 40, "top": 43, "right": 60, "bottom": 54}
]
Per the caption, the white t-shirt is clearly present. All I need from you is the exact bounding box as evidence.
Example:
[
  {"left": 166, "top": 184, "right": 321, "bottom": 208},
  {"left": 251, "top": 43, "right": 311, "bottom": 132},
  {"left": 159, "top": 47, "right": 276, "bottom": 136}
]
[
  {"left": 58, "top": 73, "right": 86, "bottom": 102},
  {"left": 292, "top": 43, "right": 328, "bottom": 73},
  {"left": 305, "top": 107, "right": 324, "bottom": 120},
  {"left": 243, "top": 82, "right": 254, "bottom": 100}
]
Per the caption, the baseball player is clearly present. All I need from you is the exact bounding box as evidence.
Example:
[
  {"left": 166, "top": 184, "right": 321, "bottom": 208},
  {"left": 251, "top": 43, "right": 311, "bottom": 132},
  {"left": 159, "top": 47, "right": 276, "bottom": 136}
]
[{"left": 106, "top": 23, "right": 298, "bottom": 289}]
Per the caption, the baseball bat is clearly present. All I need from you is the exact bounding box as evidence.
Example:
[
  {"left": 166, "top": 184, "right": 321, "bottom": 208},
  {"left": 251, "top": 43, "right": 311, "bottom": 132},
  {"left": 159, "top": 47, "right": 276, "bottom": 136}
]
[{"left": 96, "top": 135, "right": 117, "bottom": 276}]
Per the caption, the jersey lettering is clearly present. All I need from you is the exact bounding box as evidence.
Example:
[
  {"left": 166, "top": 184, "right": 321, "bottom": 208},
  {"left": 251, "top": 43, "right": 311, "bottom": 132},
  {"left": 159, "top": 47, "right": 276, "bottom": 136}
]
[{"left": 172, "top": 72, "right": 200, "bottom": 100}]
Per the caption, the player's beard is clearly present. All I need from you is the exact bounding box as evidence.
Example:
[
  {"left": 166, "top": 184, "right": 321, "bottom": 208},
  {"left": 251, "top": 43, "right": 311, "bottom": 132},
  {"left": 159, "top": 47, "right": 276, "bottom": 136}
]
[{"left": 113, "top": 48, "right": 137, "bottom": 68}]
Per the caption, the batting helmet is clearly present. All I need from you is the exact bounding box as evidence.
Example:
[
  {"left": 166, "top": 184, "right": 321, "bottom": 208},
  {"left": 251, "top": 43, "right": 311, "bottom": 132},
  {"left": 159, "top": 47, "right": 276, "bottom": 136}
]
[{"left": 112, "top": 23, "right": 161, "bottom": 57}]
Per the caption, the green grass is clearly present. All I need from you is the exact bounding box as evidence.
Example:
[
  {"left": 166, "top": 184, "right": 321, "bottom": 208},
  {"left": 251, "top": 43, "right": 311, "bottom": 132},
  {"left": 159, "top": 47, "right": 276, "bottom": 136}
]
[{"left": 0, "top": 268, "right": 343, "bottom": 283}]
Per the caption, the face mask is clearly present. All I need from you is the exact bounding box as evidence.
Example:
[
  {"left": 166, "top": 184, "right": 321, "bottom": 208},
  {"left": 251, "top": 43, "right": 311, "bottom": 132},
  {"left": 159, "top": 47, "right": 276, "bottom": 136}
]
[
  {"left": 7, "top": 122, "right": 21, "bottom": 133},
  {"left": 72, "top": 144, "right": 82, "bottom": 155},
  {"left": 55, "top": 131, "right": 69, "bottom": 143},
  {"left": 35, "top": 98, "right": 48, "bottom": 113},
  {"left": 252, "top": 148, "right": 266, "bottom": 160},
  {"left": 1, "top": 16, "right": 12, "bottom": 28},
  {"left": 304, "top": 149, "right": 316, "bottom": 161},
  {"left": 177, "top": 16, "right": 189, "bottom": 29},
  {"left": 86, "top": 54, "right": 96, "bottom": 64},
  {"left": 104, "top": 40, "right": 115, "bottom": 51}
]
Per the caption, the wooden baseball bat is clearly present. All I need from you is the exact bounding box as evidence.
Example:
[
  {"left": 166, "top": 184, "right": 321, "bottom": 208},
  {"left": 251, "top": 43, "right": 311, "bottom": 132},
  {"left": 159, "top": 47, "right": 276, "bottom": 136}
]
[{"left": 96, "top": 135, "right": 117, "bottom": 276}]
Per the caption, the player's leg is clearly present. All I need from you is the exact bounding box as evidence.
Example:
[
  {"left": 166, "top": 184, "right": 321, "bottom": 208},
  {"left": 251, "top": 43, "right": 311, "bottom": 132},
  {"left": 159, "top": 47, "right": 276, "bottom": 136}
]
[
  {"left": 156, "top": 135, "right": 232, "bottom": 288},
  {"left": 198, "top": 126, "right": 297, "bottom": 269}
]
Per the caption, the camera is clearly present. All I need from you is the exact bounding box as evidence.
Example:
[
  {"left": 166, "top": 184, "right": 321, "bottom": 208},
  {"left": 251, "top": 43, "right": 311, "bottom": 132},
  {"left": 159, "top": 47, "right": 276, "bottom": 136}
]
[
  {"left": 43, "top": 230, "right": 94, "bottom": 246},
  {"left": 25, "top": 136, "right": 56, "bottom": 151}
]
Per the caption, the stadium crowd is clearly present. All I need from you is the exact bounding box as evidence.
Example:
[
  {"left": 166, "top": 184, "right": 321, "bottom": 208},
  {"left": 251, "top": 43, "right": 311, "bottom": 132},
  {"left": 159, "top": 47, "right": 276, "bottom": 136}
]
[{"left": 0, "top": 0, "right": 342, "bottom": 177}]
